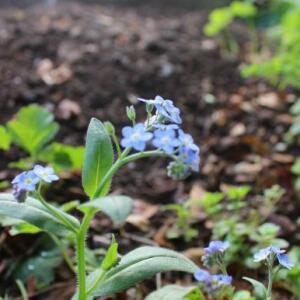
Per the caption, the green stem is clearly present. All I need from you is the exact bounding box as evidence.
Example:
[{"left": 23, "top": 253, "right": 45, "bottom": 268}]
[
  {"left": 76, "top": 210, "right": 96, "bottom": 300},
  {"left": 94, "top": 149, "right": 165, "bottom": 198},
  {"left": 34, "top": 191, "right": 77, "bottom": 233},
  {"left": 16, "top": 279, "right": 29, "bottom": 300},
  {"left": 266, "top": 259, "right": 274, "bottom": 300}
]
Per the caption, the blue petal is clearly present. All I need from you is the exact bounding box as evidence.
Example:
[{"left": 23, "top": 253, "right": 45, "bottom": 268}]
[{"left": 277, "top": 253, "right": 293, "bottom": 269}]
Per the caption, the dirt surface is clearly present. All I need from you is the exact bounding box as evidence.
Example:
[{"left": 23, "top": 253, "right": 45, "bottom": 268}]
[{"left": 0, "top": 1, "right": 298, "bottom": 299}]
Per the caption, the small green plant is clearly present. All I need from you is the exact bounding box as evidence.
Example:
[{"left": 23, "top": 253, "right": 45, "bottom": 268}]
[
  {"left": 203, "top": 1, "right": 257, "bottom": 54},
  {"left": 242, "top": 3, "right": 300, "bottom": 89},
  {"left": 0, "top": 104, "right": 84, "bottom": 172},
  {"left": 0, "top": 96, "right": 201, "bottom": 299}
]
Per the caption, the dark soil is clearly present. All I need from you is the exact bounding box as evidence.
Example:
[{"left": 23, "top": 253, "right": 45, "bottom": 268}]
[{"left": 0, "top": 1, "right": 298, "bottom": 299}]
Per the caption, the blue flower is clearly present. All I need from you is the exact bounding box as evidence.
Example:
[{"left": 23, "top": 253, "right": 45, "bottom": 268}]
[
  {"left": 204, "top": 241, "right": 230, "bottom": 255},
  {"left": 121, "top": 123, "right": 153, "bottom": 151},
  {"left": 254, "top": 246, "right": 293, "bottom": 269},
  {"left": 179, "top": 147, "right": 200, "bottom": 172},
  {"left": 33, "top": 165, "right": 59, "bottom": 183},
  {"left": 139, "top": 95, "right": 182, "bottom": 124},
  {"left": 152, "top": 129, "right": 180, "bottom": 154},
  {"left": 12, "top": 171, "right": 40, "bottom": 192},
  {"left": 194, "top": 269, "right": 232, "bottom": 287},
  {"left": 153, "top": 123, "right": 179, "bottom": 130},
  {"left": 212, "top": 274, "right": 232, "bottom": 286},
  {"left": 194, "top": 269, "right": 212, "bottom": 283},
  {"left": 178, "top": 130, "right": 199, "bottom": 152}
]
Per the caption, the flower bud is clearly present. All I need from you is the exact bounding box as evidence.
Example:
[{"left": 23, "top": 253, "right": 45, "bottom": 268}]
[
  {"left": 126, "top": 106, "right": 136, "bottom": 122},
  {"left": 104, "top": 121, "right": 115, "bottom": 136},
  {"left": 167, "top": 160, "right": 190, "bottom": 180}
]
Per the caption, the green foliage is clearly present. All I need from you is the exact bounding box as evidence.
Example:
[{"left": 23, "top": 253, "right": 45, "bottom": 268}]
[
  {"left": 145, "top": 285, "right": 205, "bottom": 300},
  {"left": 80, "top": 195, "right": 133, "bottom": 225},
  {"left": 0, "top": 194, "right": 78, "bottom": 235},
  {"left": 38, "top": 143, "right": 84, "bottom": 172},
  {"left": 165, "top": 203, "right": 198, "bottom": 242},
  {"left": 101, "top": 236, "right": 119, "bottom": 271},
  {"left": 10, "top": 243, "right": 63, "bottom": 289},
  {"left": 82, "top": 118, "right": 114, "bottom": 199},
  {"left": 0, "top": 125, "right": 11, "bottom": 150},
  {"left": 204, "top": 1, "right": 257, "bottom": 37},
  {"left": 242, "top": 4, "right": 300, "bottom": 90},
  {"left": 243, "top": 277, "right": 266, "bottom": 299},
  {"left": 86, "top": 246, "right": 198, "bottom": 298},
  {"left": 7, "top": 105, "right": 59, "bottom": 156},
  {"left": 233, "top": 290, "right": 255, "bottom": 300}
]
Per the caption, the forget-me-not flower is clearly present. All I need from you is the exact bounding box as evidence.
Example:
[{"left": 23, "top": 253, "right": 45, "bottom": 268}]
[
  {"left": 212, "top": 274, "right": 232, "bottom": 286},
  {"left": 254, "top": 246, "right": 293, "bottom": 269},
  {"left": 33, "top": 165, "right": 59, "bottom": 183},
  {"left": 194, "top": 269, "right": 232, "bottom": 288},
  {"left": 153, "top": 123, "right": 179, "bottom": 130},
  {"left": 194, "top": 269, "right": 212, "bottom": 283},
  {"left": 179, "top": 146, "right": 200, "bottom": 172},
  {"left": 204, "top": 241, "right": 230, "bottom": 255},
  {"left": 12, "top": 171, "right": 40, "bottom": 192},
  {"left": 139, "top": 95, "right": 182, "bottom": 124},
  {"left": 152, "top": 129, "right": 180, "bottom": 154},
  {"left": 178, "top": 130, "right": 199, "bottom": 152},
  {"left": 121, "top": 123, "right": 153, "bottom": 151}
]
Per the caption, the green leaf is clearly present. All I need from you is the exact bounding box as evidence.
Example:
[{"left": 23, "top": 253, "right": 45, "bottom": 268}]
[
  {"left": 226, "top": 186, "right": 251, "bottom": 201},
  {"left": 89, "top": 246, "right": 198, "bottom": 297},
  {"left": 145, "top": 285, "right": 205, "bottom": 300},
  {"left": 11, "top": 245, "right": 62, "bottom": 289},
  {"left": 101, "top": 235, "right": 119, "bottom": 271},
  {"left": 243, "top": 277, "right": 267, "bottom": 299},
  {"left": 38, "top": 143, "right": 84, "bottom": 172},
  {"left": 0, "top": 125, "right": 11, "bottom": 150},
  {"left": 233, "top": 290, "right": 255, "bottom": 300},
  {"left": 7, "top": 105, "right": 59, "bottom": 155},
  {"left": 0, "top": 194, "right": 78, "bottom": 235},
  {"left": 80, "top": 195, "right": 133, "bottom": 225},
  {"left": 82, "top": 118, "right": 114, "bottom": 199}
]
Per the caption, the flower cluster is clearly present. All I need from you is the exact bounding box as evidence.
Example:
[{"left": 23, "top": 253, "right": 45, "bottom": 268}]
[
  {"left": 12, "top": 165, "right": 58, "bottom": 201},
  {"left": 202, "top": 240, "right": 230, "bottom": 267},
  {"left": 194, "top": 240, "right": 232, "bottom": 294},
  {"left": 121, "top": 95, "right": 200, "bottom": 178},
  {"left": 254, "top": 246, "right": 293, "bottom": 270},
  {"left": 194, "top": 269, "right": 232, "bottom": 288}
]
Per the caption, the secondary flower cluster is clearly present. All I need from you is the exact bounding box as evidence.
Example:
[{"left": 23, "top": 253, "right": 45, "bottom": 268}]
[
  {"left": 121, "top": 95, "right": 200, "bottom": 179},
  {"left": 254, "top": 246, "right": 293, "bottom": 269},
  {"left": 194, "top": 240, "right": 232, "bottom": 290},
  {"left": 12, "top": 165, "right": 58, "bottom": 201},
  {"left": 194, "top": 269, "right": 232, "bottom": 287}
]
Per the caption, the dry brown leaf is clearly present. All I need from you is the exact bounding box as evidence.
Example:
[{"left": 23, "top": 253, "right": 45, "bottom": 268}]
[
  {"left": 257, "top": 92, "right": 282, "bottom": 110},
  {"left": 37, "top": 59, "right": 73, "bottom": 85},
  {"left": 57, "top": 99, "right": 81, "bottom": 119}
]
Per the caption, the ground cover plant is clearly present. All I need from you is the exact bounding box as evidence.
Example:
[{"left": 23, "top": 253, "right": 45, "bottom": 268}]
[{"left": 0, "top": 0, "right": 299, "bottom": 299}]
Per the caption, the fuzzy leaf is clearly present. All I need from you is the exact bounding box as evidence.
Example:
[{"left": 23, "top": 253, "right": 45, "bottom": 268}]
[
  {"left": 80, "top": 195, "right": 133, "bottom": 225},
  {"left": 243, "top": 277, "right": 267, "bottom": 298},
  {"left": 82, "top": 118, "right": 113, "bottom": 199},
  {"left": 145, "top": 285, "right": 205, "bottom": 300},
  {"left": 0, "top": 194, "right": 78, "bottom": 235},
  {"left": 88, "top": 246, "right": 198, "bottom": 297}
]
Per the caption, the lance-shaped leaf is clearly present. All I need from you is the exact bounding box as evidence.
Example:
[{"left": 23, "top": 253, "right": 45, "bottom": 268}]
[
  {"left": 0, "top": 194, "right": 78, "bottom": 235},
  {"left": 243, "top": 277, "right": 267, "bottom": 299},
  {"left": 87, "top": 246, "right": 198, "bottom": 297},
  {"left": 0, "top": 125, "right": 11, "bottom": 151},
  {"left": 80, "top": 195, "right": 133, "bottom": 225},
  {"left": 145, "top": 285, "right": 205, "bottom": 300},
  {"left": 82, "top": 118, "right": 114, "bottom": 199}
]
